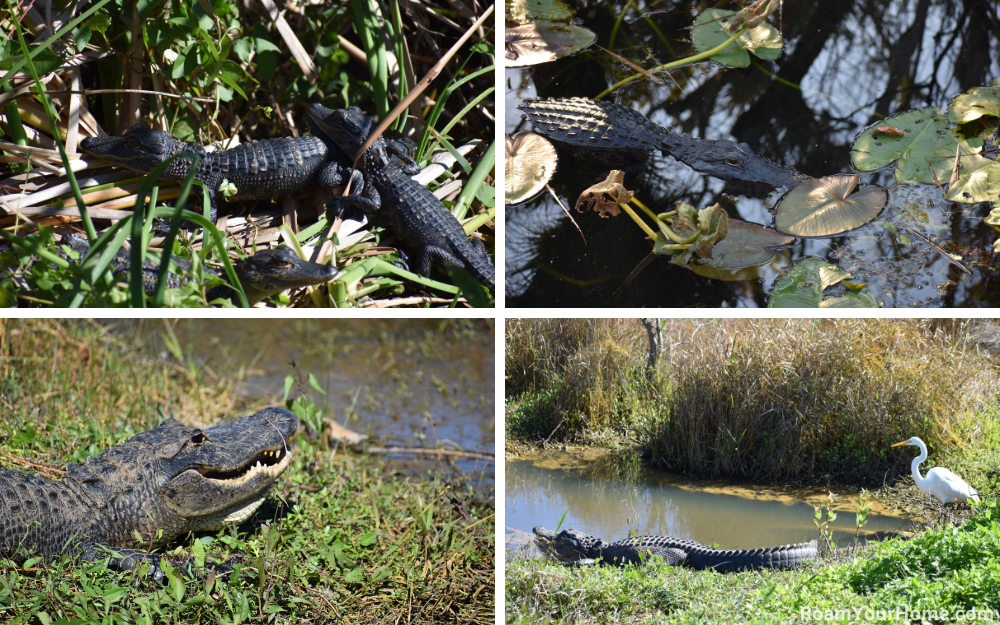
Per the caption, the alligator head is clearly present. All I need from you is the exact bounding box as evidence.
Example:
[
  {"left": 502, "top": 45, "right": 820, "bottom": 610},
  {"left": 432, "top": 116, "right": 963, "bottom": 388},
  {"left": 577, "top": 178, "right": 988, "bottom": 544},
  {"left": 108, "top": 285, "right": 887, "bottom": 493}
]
[
  {"left": 65, "top": 407, "right": 298, "bottom": 547},
  {"left": 533, "top": 527, "right": 608, "bottom": 563},
  {"left": 80, "top": 124, "right": 204, "bottom": 180},
  {"left": 306, "top": 104, "right": 377, "bottom": 157},
  {"left": 227, "top": 247, "right": 338, "bottom": 305},
  {"left": 660, "top": 134, "right": 808, "bottom": 196}
]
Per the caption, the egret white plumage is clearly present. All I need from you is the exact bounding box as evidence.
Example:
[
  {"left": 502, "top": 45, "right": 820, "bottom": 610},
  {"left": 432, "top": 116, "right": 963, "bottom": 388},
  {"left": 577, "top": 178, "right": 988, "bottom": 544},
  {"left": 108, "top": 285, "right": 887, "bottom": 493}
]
[{"left": 892, "top": 436, "right": 978, "bottom": 524}]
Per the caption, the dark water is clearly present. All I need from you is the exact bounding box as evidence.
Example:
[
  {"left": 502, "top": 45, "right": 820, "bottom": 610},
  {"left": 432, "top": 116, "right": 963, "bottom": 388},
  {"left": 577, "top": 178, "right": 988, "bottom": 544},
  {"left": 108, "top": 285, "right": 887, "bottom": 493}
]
[
  {"left": 506, "top": 0, "right": 1000, "bottom": 307},
  {"left": 113, "top": 319, "right": 494, "bottom": 477},
  {"left": 506, "top": 451, "right": 919, "bottom": 555}
]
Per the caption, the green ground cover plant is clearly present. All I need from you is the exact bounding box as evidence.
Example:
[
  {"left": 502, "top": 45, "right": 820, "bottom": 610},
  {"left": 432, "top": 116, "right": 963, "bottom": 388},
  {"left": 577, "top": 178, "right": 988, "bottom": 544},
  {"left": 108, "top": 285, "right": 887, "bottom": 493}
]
[
  {"left": 0, "top": 319, "right": 494, "bottom": 623},
  {"left": 0, "top": 0, "right": 495, "bottom": 307}
]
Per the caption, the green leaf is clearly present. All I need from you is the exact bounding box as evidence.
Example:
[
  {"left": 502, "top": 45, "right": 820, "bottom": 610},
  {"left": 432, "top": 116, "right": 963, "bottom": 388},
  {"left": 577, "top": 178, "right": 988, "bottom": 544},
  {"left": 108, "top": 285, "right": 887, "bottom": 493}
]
[
  {"left": 283, "top": 374, "right": 294, "bottom": 401},
  {"left": 851, "top": 108, "right": 980, "bottom": 184},
  {"left": 137, "top": 0, "right": 166, "bottom": 21},
  {"left": 359, "top": 531, "right": 378, "bottom": 546},
  {"left": 768, "top": 257, "right": 879, "bottom": 308},
  {"left": 690, "top": 219, "right": 793, "bottom": 281},
  {"left": 344, "top": 566, "right": 364, "bottom": 583},
  {"left": 191, "top": 536, "right": 205, "bottom": 569},
  {"left": 949, "top": 86, "right": 1000, "bottom": 124},
  {"left": 307, "top": 372, "right": 324, "bottom": 394},
  {"left": 0, "top": 47, "right": 64, "bottom": 74},
  {"left": 232, "top": 38, "right": 252, "bottom": 63},
  {"left": 691, "top": 8, "right": 783, "bottom": 68}
]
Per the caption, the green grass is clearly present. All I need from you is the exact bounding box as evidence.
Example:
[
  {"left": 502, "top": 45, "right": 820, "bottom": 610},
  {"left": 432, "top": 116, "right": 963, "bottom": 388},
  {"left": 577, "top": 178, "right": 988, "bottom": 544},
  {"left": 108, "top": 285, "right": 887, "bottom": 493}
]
[
  {"left": 0, "top": 0, "right": 495, "bottom": 307},
  {"left": 507, "top": 499, "right": 1000, "bottom": 624},
  {"left": 0, "top": 320, "right": 494, "bottom": 623}
]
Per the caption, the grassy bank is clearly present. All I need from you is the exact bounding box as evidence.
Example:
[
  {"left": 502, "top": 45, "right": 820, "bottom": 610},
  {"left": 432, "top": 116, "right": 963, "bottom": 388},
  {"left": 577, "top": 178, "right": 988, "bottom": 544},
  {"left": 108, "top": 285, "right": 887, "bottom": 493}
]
[
  {"left": 0, "top": 320, "right": 494, "bottom": 624},
  {"left": 507, "top": 498, "right": 1000, "bottom": 624},
  {"left": 506, "top": 319, "right": 1000, "bottom": 485}
]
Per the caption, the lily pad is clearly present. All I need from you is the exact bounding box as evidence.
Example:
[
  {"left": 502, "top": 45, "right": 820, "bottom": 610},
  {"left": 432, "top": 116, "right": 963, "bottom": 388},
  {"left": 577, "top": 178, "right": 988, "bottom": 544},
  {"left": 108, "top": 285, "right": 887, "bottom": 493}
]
[
  {"left": 768, "top": 257, "right": 879, "bottom": 308},
  {"left": 851, "top": 108, "right": 984, "bottom": 185},
  {"left": 505, "top": 0, "right": 574, "bottom": 25},
  {"left": 575, "top": 170, "right": 632, "bottom": 217},
  {"left": 690, "top": 8, "right": 783, "bottom": 69},
  {"left": 505, "top": 131, "right": 558, "bottom": 205},
  {"left": 949, "top": 86, "right": 1000, "bottom": 125},
  {"left": 505, "top": 22, "right": 596, "bottom": 67},
  {"left": 690, "top": 219, "right": 793, "bottom": 281},
  {"left": 930, "top": 151, "right": 1000, "bottom": 203},
  {"left": 774, "top": 173, "right": 887, "bottom": 237}
]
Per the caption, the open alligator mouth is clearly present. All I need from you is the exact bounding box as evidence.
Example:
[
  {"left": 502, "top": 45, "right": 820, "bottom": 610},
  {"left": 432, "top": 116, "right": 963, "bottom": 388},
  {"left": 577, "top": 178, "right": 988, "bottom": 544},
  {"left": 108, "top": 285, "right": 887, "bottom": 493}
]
[{"left": 198, "top": 445, "right": 289, "bottom": 481}]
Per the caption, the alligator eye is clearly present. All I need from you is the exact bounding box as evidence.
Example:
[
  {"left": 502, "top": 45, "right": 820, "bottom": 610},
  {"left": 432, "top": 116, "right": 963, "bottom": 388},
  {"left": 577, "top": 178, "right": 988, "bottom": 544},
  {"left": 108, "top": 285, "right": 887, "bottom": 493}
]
[
  {"left": 124, "top": 138, "right": 138, "bottom": 149},
  {"left": 725, "top": 156, "right": 740, "bottom": 166},
  {"left": 191, "top": 432, "right": 206, "bottom": 444}
]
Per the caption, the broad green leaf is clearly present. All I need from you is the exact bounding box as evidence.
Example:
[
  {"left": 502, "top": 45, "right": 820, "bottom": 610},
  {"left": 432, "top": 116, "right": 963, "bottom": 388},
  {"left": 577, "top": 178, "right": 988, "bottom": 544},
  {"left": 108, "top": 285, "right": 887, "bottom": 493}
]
[
  {"left": 690, "top": 219, "right": 793, "bottom": 281},
  {"left": 768, "top": 257, "right": 879, "bottom": 308},
  {"left": 505, "top": 131, "right": 558, "bottom": 205},
  {"left": 851, "top": 108, "right": 981, "bottom": 184},
  {"left": 930, "top": 152, "right": 999, "bottom": 203},
  {"left": 0, "top": 48, "right": 64, "bottom": 74},
  {"left": 691, "top": 8, "right": 783, "bottom": 69},
  {"left": 774, "top": 173, "right": 887, "bottom": 236},
  {"left": 949, "top": 86, "right": 1000, "bottom": 124}
]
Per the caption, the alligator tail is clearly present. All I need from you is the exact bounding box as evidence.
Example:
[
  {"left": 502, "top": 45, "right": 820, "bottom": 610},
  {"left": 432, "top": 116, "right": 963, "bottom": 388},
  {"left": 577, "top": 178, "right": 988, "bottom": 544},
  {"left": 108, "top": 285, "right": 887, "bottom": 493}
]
[{"left": 687, "top": 540, "right": 818, "bottom": 573}]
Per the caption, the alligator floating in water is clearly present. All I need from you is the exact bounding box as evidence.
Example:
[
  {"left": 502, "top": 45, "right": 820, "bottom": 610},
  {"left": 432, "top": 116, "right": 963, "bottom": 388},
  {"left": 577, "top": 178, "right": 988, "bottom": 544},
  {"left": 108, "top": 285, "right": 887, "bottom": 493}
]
[
  {"left": 533, "top": 526, "right": 817, "bottom": 572},
  {"left": 518, "top": 97, "right": 808, "bottom": 195},
  {"left": 0, "top": 407, "right": 298, "bottom": 578},
  {"left": 307, "top": 104, "right": 495, "bottom": 293},
  {"left": 79, "top": 124, "right": 353, "bottom": 225}
]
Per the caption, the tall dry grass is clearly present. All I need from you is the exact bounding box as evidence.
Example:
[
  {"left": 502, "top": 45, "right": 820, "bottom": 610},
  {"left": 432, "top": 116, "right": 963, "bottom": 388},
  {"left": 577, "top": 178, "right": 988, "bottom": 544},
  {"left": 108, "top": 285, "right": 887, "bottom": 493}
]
[{"left": 505, "top": 318, "right": 1000, "bottom": 480}]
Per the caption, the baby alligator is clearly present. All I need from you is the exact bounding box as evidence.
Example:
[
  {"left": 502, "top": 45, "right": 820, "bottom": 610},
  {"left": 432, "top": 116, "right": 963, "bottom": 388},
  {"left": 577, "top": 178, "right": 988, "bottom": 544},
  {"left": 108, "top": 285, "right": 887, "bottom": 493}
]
[
  {"left": 3, "top": 234, "right": 337, "bottom": 306},
  {"left": 79, "top": 124, "right": 353, "bottom": 224},
  {"left": 533, "top": 526, "right": 817, "bottom": 572},
  {"left": 518, "top": 97, "right": 808, "bottom": 195},
  {"left": 307, "top": 104, "right": 495, "bottom": 293}
]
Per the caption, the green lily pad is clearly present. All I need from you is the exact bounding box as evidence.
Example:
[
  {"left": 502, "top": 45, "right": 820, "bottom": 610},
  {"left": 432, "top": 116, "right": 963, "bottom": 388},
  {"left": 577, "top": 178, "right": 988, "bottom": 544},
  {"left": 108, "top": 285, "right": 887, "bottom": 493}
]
[
  {"left": 774, "top": 173, "right": 887, "bottom": 237},
  {"left": 851, "top": 108, "right": 983, "bottom": 185},
  {"left": 986, "top": 207, "right": 1000, "bottom": 232},
  {"left": 505, "top": 21, "right": 596, "bottom": 67},
  {"left": 505, "top": 0, "right": 574, "bottom": 24},
  {"left": 768, "top": 257, "right": 880, "bottom": 308},
  {"left": 930, "top": 151, "right": 1000, "bottom": 203},
  {"left": 690, "top": 219, "right": 793, "bottom": 281},
  {"left": 949, "top": 86, "right": 1000, "bottom": 125},
  {"left": 690, "top": 8, "right": 783, "bottom": 69},
  {"left": 505, "top": 131, "right": 558, "bottom": 205}
]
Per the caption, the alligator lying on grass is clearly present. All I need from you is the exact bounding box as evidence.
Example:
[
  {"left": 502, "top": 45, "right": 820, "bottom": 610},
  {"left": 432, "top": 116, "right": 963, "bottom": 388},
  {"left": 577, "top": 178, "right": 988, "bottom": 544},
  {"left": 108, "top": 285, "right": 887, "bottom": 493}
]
[
  {"left": 1, "top": 235, "right": 337, "bottom": 306},
  {"left": 518, "top": 97, "right": 808, "bottom": 195},
  {"left": 533, "top": 526, "right": 817, "bottom": 572},
  {"left": 79, "top": 124, "right": 353, "bottom": 225},
  {"left": 307, "top": 104, "right": 495, "bottom": 293},
  {"left": 0, "top": 407, "right": 298, "bottom": 578}
]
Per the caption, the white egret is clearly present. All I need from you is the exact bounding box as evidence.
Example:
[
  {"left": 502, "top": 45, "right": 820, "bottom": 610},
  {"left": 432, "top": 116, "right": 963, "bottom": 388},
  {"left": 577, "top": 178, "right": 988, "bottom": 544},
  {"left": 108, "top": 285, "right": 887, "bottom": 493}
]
[{"left": 892, "top": 436, "right": 979, "bottom": 523}]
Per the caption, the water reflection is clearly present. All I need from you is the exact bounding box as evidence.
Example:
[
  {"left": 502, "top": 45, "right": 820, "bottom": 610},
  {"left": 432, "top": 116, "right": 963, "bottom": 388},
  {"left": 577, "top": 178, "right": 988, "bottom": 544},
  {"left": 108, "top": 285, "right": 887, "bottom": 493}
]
[
  {"left": 506, "top": 450, "right": 919, "bottom": 554},
  {"left": 112, "top": 319, "right": 494, "bottom": 476},
  {"left": 506, "top": 0, "right": 1000, "bottom": 307}
]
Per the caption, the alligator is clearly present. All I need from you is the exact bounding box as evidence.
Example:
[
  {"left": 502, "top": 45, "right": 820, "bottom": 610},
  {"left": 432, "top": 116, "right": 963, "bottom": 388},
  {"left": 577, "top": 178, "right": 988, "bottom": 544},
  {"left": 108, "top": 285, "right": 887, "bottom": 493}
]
[
  {"left": 518, "top": 97, "right": 809, "bottom": 195},
  {"left": 533, "top": 526, "right": 818, "bottom": 573},
  {"left": 2, "top": 234, "right": 337, "bottom": 306},
  {"left": 79, "top": 123, "right": 354, "bottom": 225},
  {"left": 306, "top": 104, "right": 495, "bottom": 293},
  {"left": 0, "top": 407, "right": 298, "bottom": 579}
]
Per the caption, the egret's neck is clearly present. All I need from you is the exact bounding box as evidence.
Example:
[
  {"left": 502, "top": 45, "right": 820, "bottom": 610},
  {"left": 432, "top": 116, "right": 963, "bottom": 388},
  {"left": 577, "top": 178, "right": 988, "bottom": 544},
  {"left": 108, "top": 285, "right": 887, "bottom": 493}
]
[{"left": 911, "top": 449, "right": 929, "bottom": 488}]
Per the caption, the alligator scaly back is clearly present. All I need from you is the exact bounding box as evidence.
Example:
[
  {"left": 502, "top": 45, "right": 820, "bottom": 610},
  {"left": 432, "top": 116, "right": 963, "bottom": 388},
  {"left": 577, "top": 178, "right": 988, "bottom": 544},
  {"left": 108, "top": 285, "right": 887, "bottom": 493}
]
[
  {"left": 533, "top": 527, "right": 817, "bottom": 572},
  {"left": 519, "top": 97, "right": 807, "bottom": 194}
]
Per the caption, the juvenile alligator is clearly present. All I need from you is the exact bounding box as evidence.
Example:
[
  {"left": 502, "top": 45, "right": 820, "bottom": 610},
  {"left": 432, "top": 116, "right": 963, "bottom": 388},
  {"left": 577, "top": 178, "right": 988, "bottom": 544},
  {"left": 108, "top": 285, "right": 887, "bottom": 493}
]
[
  {"left": 307, "top": 104, "right": 495, "bottom": 293},
  {"left": 2, "top": 235, "right": 337, "bottom": 306},
  {"left": 518, "top": 97, "right": 808, "bottom": 195},
  {"left": 79, "top": 124, "right": 353, "bottom": 224},
  {"left": 0, "top": 407, "right": 298, "bottom": 578},
  {"left": 533, "top": 526, "right": 817, "bottom": 572}
]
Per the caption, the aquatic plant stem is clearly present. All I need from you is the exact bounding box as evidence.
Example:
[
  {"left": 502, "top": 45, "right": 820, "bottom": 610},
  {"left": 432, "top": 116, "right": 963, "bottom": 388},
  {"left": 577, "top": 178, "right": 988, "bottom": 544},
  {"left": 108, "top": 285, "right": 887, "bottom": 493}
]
[
  {"left": 596, "top": 27, "right": 746, "bottom": 99},
  {"left": 618, "top": 202, "right": 658, "bottom": 240}
]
